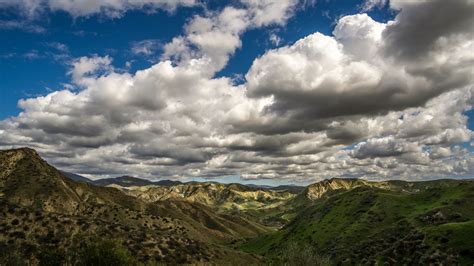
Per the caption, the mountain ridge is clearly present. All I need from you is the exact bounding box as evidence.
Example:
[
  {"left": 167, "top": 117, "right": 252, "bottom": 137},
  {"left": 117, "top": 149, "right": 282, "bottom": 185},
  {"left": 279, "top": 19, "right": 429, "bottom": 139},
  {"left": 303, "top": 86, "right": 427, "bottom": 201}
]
[
  {"left": 241, "top": 179, "right": 474, "bottom": 264},
  {"left": 1, "top": 147, "right": 473, "bottom": 264},
  {"left": 0, "top": 147, "right": 267, "bottom": 264}
]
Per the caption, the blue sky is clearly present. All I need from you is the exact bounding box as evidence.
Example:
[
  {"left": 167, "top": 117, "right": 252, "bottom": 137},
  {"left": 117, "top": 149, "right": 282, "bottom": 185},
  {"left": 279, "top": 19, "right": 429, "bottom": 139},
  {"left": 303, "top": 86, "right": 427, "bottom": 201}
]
[
  {"left": 1, "top": 0, "right": 395, "bottom": 119},
  {"left": 0, "top": 0, "right": 472, "bottom": 184}
]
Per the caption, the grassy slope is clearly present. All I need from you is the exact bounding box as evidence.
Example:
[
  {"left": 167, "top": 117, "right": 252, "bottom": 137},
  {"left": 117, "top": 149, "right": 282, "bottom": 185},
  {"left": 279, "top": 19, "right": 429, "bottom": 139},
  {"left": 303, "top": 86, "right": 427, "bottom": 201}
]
[{"left": 240, "top": 180, "right": 474, "bottom": 264}]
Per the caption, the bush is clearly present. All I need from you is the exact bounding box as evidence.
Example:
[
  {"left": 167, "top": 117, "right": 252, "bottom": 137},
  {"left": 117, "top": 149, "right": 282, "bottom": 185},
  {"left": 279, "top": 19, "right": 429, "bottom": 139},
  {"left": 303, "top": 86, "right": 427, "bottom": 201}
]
[
  {"left": 0, "top": 242, "right": 27, "bottom": 266},
  {"left": 38, "top": 249, "right": 65, "bottom": 266},
  {"left": 279, "top": 241, "right": 331, "bottom": 266},
  {"left": 73, "top": 237, "right": 138, "bottom": 266}
]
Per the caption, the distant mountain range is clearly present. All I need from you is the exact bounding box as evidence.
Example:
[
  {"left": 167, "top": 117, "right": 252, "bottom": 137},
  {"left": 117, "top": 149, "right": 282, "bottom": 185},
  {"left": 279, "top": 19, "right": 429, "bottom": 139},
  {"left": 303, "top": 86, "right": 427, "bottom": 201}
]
[
  {"left": 62, "top": 171, "right": 304, "bottom": 192},
  {"left": 61, "top": 172, "right": 183, "bottom": 187},
  {"left": 1, "top": 147, "right": 473, "bottom": 265}
]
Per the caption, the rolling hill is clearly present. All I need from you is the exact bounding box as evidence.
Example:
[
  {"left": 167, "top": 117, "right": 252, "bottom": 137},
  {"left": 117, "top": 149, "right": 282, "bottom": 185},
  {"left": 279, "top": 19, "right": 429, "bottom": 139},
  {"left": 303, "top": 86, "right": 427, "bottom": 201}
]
[
  {"left": 1, "top": 147, "right": 473, "bottom": 265},
  {"left": 111, "top": 181, "right": 300, "bottom": 227},
  {"left": 0, "top": 148, "right": 265, "bottom": 264},
  {"left": 240, "top": 178, "right": 474, "bottom": 264}
]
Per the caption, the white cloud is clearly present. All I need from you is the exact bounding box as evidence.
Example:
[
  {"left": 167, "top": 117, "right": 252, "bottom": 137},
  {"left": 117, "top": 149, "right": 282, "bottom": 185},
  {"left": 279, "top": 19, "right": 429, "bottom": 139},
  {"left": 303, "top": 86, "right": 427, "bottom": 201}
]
[
  {"left": 269, "top": 33, "right": 281, "bottom": 46},
  {"left": 242, "top": 0, "right": 299, "bottom": 27},
  {"left": 0, "top": 20, "right": 45, "bottom": 33},
  {"left": 131, "top": 39, "right": 161, "bottom": 56},
  {"left": 351, "top": 136, "right": 420, "bottom": 159},
  {"left": 246, "top": 10, "right": 473, "bottom": 130},
  {"left": 69, "top": 56, "right": 113, "bottom": 86},
  {"left": 0, "top": 0, "right": 197, "bottom": 17},
  {"left": 161, "top": 0, "right": 300, "bottom": 76},
  {"left": 360, "top": 0, "right": 387, "bottom": 12},
  {"left": 0, "top": 0, "right": 472, "bottom": 182},
  {"left": 23, "top": 50, "right": 41, "bottom": 60}
]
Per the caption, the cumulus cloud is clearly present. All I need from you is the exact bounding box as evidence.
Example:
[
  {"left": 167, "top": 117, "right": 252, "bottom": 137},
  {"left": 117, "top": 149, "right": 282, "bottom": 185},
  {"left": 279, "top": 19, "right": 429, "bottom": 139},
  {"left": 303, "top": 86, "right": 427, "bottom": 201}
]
[
  {"left": 241, "top": 0, "right": 298, "bottom": 27},
  {"left": 246, "top": 12, "right": 473, "bottom": 126},
  {"left": 383, "top": 0, "right": 474, "bottom": 60},
  {"left": 162, "top": 0, "right": 299, "bottom": 76},
  {"left": 0, "top": 0, "right": 472, "bottom": 183},
  {"left": 351, "top": 136, "right": 420, "bottom": 159},
  {"left": 69, "top": 55, "right": 113, "bottom": 86}
]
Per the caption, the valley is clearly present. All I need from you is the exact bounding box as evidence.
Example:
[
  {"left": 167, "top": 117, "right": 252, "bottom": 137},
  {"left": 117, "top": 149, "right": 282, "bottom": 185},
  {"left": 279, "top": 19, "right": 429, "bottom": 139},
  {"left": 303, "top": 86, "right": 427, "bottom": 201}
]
[{"left": 1, "top": 148, "right": 473, "bottom": 265}]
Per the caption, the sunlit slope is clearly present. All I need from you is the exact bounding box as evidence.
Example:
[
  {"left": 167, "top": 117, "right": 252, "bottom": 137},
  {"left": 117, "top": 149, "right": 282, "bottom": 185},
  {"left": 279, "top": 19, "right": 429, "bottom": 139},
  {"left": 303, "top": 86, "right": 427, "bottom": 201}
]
[
  {"left": 114, "top": 181, "right": 300, "bottom": 227},
  {"left": 0, "top": 148, "right": 265, "bottom": 264},
  {"left": 242, "top": 179, "right": 474, "bottom": 264}
]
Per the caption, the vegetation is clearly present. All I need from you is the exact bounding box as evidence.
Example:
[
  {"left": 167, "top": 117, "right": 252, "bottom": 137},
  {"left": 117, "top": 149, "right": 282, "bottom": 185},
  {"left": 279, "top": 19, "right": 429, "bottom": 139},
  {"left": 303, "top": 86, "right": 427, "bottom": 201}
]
[
  {"left": 72, "top": 237, "right": 138, "bottom": 266},
  {"left": 0, "top": 148, "right": 263, "bottom": 265},
  {"left": 277, "top": 241, "right": 330, "bottom": 266},
  {"left": 240, "top": 181, "right": 474, "bottom": 264},
  {"left": 0, "top": 236, "right": 138, "bottom": 266},
  {"left": 1, "top": 148, "right": 474, "bottom": 265}
]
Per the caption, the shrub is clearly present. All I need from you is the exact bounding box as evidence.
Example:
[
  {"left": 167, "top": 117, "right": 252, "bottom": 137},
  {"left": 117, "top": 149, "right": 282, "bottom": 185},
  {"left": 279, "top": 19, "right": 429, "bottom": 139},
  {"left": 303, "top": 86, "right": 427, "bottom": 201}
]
[
  {"left": 279, "top": 241, "right": 331, "bottom": 266},
  {"left": 38, "top": 249, "right": 65, "bottom": 266},
  {"left": 73, "top": 237, "right": 138, "bottom": 266}
]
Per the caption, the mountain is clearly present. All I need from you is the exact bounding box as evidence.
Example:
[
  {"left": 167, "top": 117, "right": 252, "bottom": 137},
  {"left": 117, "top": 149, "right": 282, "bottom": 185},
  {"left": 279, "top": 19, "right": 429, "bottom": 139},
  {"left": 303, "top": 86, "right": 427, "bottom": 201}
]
[
  {"left": 300, "top": 178, "right": 392, "bottom": 200},
  {"left": 243, "top": 184, "right": 275, "bottom": 189},
  {"left": 114, "top": 181, "right": 298, "bottom": 209},
  {"left": 2, "top": 147, "right": 473, "bottom": 265},
  {"left": 0, "top": 148, "right": 266, "bottom": 264},
  {"left": 112, "top": 181, "right": 299, "bottom": 227},
  {"left": 61, "top": 171, "right": 94, "bottom": 184},
  {"left": 270, "top": 185, "right": 305, "bottom": 194},
  {"left": 92, "top": 175, "right": 183, "bottom": 187},
  {"left": 240, "top": 178, "right": 474, "bottom": 265},
  {"left": 245, "top": 184, "right": 305, "bottom": 194},
  {"left": 93, "top": 176, "right": 155, "bottom": 187},
  {"left": 154, "top": 179, "right": 183, "bottom": 186}
]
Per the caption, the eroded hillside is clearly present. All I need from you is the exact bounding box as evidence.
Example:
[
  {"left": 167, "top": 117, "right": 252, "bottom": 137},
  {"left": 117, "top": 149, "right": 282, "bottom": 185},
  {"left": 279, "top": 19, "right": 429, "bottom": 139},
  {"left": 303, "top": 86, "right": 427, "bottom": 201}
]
[
  {"left": 110, "top": 180, "right": 300, "bottom": 227},
  {"left": 0, "top": 148, "right": 265, "bottom": 265}
]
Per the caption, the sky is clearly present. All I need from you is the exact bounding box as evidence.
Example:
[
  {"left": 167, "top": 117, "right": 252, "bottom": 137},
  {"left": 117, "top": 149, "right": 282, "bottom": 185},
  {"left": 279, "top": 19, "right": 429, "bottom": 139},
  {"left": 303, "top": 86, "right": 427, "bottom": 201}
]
[{"left": 0, "top": 0, "right": 473, "bottom": 185}]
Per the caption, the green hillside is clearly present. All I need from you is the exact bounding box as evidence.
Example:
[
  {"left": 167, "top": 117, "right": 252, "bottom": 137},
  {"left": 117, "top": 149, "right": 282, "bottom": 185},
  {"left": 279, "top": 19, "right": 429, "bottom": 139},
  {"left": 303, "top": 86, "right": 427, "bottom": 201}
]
[
  {"left": 240, "top": 179, "right": 474, "bottom": 264},
  {"left": 2, "top": 148, "right": 474, "bottom": 265}
]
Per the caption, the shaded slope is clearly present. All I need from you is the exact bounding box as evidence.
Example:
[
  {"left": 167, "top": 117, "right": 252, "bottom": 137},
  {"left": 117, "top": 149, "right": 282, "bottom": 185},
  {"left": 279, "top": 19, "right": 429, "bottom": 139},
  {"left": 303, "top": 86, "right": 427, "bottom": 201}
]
[
  {"left": 93, "top": 176, "right": 183, "bottom": 187},
  {"left": 93, "top": 176, "right": 155, "bottom": 187},
  {"left": 61, "top": 171, "right": 94, "bottom": 184}
]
